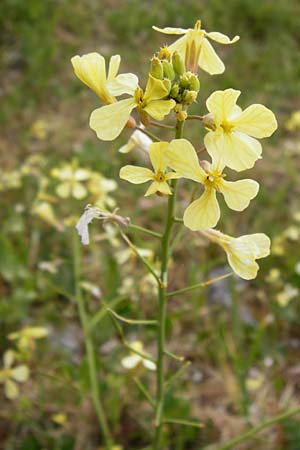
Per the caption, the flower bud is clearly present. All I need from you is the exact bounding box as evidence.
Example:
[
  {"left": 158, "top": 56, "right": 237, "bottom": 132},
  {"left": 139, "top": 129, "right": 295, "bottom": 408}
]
[
  {"left": 150, "top": 57, "right": 163, "bottom": 79},
  {"left": 179, "top": 74, "right": 190, "bottom": 89},
  {"left": 172, "top": 51, "right": 185, "bottom": 76},
  {"left": 176, "top": 110, "right": 187, "bottom": 122},
  {"left": 188, "top": 74, "right": 200, "bottom": 92},
  {"left": 157, "top": 46, "right": 171, "bottom": 61},
  {"left": 162, "top": 60, "right": 175, "bottom": 80},
  {"left": 170, "top": 83, "right": 180, "bottom": 98},
  {"left": 183, "top": 90, "right": 198, "bottom": 104}
]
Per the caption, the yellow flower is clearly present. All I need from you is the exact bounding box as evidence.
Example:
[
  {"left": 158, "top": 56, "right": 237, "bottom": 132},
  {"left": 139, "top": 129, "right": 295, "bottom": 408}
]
[
  {"left": 276, "top": 284, "right": 298, "bottom": 307},
  {"left": 120, "top": 142, "right": 180, "bottom": 196},
  {"left": 51, "top": 164, "right": 91, "bottom": 199},
  {"left": 0, "top": 350, "right": 29, "bottom": 399},
  {"left": 165, "top": 139, "right": 259, "bottom": 230},
  {"left": 90, "top": 75, "right": 175, "bottom": 141},
  {"left": 32, "top": 201, "right": 63, "bottom": 231},
  {"left": 121, "top": 341, "right": 156, "bottom": 371},
  {"left": 285, "top": 110, "right": 300, "bottom": 132},
  {"left": 8, "top": 326, "right": 48, "bottom": 351},
  {"left": 153, "top": 20, "right": 239, "bottom": 74},
  {"left": 202, "top": 229, "right": 270, "bottom": 280},
  {"left": 204, "top": 89, "right": 277, "bottom": 171},
  {"left": 71, "top": 52, "right": 138, "bottom": 104}
]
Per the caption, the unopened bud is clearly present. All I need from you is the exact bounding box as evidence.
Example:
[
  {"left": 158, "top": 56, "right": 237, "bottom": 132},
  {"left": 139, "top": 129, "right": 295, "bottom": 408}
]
[
  {"left": 183, "top": 90, "right": 198, "bottom": 104},
  {"left": 202, "top": 113, "right": 216, "bottom": 131},
  {"left": 162, "top": 60, "right": 175, "bottom": 81},
  {"left": 189, "top": 74, "right": 200, "bottom": 92},
  {"left": 170, "top": 83, "right": 180, "bottom": 98},
  {"left": 157, "top": 46, "right": 171, "bottom": 61},
  {"left": 176, "top": 110, "right": 187, "bottom": 122},
  {"left": 172, "top": 51, "right": 185, "bottom": 76},
  {"left": 150, "top": 57, "right": 163, "bottom": 79}
]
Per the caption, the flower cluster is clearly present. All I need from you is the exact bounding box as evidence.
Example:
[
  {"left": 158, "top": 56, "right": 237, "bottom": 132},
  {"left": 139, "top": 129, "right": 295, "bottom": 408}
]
[{"left": 72, "top": 19, "right": 277, "bottom": 280}]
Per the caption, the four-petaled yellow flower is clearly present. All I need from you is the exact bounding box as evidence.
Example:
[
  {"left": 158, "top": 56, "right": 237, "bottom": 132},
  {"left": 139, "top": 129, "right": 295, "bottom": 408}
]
[
  {"left": 0, "top": 350, "right": 29, "bottom": 399},
  {"left": 202, "top": 229, "right": 271, "bottom": 280},
  {"left": 153, "top": 20, "right": 239, "bottom": 75},
  {"left": 90, "top": 75, "right": 175, "bottom": 141},
  {"left": 204, "top": 88, "right": 278, "bottom": 171},
  {"left": 120, "top": 142, "right": 180, "bottom": 196},
  {"left": 51, "top": 164, "right": 91, "bottom": 199},
  {"left": 165, "top": 139, "right": 259, "bottom": 230},
  {"left": 8, "top": 326, "right": 49, "bottom": 351},
  {"left": 71, "top": 52, "right": 138, "bottom": 104}
]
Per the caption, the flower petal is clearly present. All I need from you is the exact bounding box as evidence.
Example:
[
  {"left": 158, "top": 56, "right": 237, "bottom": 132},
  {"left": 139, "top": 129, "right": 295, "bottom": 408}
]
[
  {"left": 107, "top": 73, "right": 139, "bottom": 96},
  {"left": 206, "top": 89, "right": 241, "bottom": 125},
  {"left": 144, "top": 75, "right": 170, "bottom": 102},
  {"left": 183, "top": 188, "right": 220, "bottom": 230},
  {"left": 4, "top": 350, "right": 15, "bottom": 369},
  {"left": 5, "top": 379, "right": 19, "bottom": 399},
  {"left": 11, "top": 365, "right": 29, "bottom": 382},
  {"left": 165, "top": 139, "right": 206, "bottom": 182},
  {"left": 233, "top": 104, "right": 278, "bottom": 138},
  {"left": 205, "top": 31, "right": 240, "bottom": 44},
  {"left": 107, "top": 55, "right": 121, "bottom": 81},
  {"left": 239, "top": 233, "right": 271, "bottom": 259},
  {"left": 72, "top": 183, "right": 88, "bottom": 200},
  {"left": 149, "top": 142, "right": 169, "bottom": 172},
  {"left": 143, "top": 359, "right": 156, "bottom": 371},
  {"left": 198, "top": 38, "right": 225, "bottom": 75},
  {"left": 144, "top": 181, "right": 172, "bottom": 197},
  {"left": 121, "top": 354, "right": 140, "bottom": 370},
  {"left": 119, "top": 165, "right": 154, "bottom": 184},
  {"left": 168, "top": 34, "right": 188, "bottom": 58},
  {"left": 205, "top": 130, "right": 262, "bottom": 172},
  {"left": 152, "top": 25, "right": 188, "bottom": 35},
  {"left": 90, "top": 98, "right": 136, "bottom": 141},
  {"left": 143, "top": 99, "right": 175, "bottom": 121},
  {"left": 227, "top": 251, "right": 259, "bottom": 280},
  {"left": 219, "top": 179, "right": 259, "bottom": 211}
]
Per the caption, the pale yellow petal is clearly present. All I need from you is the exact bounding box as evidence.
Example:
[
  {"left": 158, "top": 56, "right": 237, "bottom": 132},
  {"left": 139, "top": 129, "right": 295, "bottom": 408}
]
[
  {"left": 233, "top": 104, "right": 278, "bottom": 138},
  {"left": 219, "top": 179, "right": 259, "bottom": 211},
  {"left": 5, "top": 379, "right": 19, "bottom": 399},
  {"left": 71, "top": 53, "right": 109, "bottom": 100},
  {"left": 198, "top": 38, "right": 225, "bottom": 75},
  {"left": 152, "top": 25, "right": 188, "bottom": 35},
  {"left": 89, "top": 98, "right": 136, "bottom": 141},
  {"left": 168, "top": 34, "right": 188, "bottom": 58},
  {"left": 149, "top": 142, "right": 169, "bottom": 172},
  {"left": 11, "top": 365, "right": 29, "bottom": 382},
  {"left": 4, "top": 350, "right": 15, "bottom": 369},
  {"left": 145, "top": 181, "right": 172, "bottom": 197},
  {"left": 165, "top": 171, "right": 181, "bottom": 180},
  {"left": 143, "top": 99, "right": 175, "bottom": 121},
  {"left": 107, "top": 73, "right": 139, "bottom": 96},
  {"left": 143, "top": 359, "right": 156, "bottom": 371},
  {"left": 206, "top": 89, "right": 241, "bottom": 124},
  {"left": 24, "top": 327, "right": 49, "bottom": 338},
  {"left": 74, "top": 169, "right": 90, "bottom": 181},
  {"left": 183, "top": 188, "right": 220, "bottom": 230},
  {"left": 107, "top": 55, "right": 121, "bottom": 81},
  {"left": 72, "top": 183, "right": 87, "bottom": 200},
  {"left": 121, "top": 354, "right": 140, "bottom": 369},
  {"left": 144, "top": 75, "right": 170, "bottom": 102},
  {"left": 205, "top": 31, "right": 240, "bottom": 44},
  {"left": 120, "top": 165, "right": 154, "bottom": 184},
  {"left": 165, "top": 139, "right": 206, "bottom": 182},
  {"left": 238, "top": 234, "right": 271, "bottom": 259},
  {"left": 227, "top": 251, "right": 259, "bottom": 280},
  {"left": 205, "top": 130, "right": 262, "bottom": 172}
]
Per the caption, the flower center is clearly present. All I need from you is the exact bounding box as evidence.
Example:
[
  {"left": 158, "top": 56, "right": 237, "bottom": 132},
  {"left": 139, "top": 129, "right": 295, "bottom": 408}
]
[
  {"left": 134, "top": 87, "right": 144, "bottom": 106},
  {"left": 221, "top": 120, "right": 234, "bottom": 133},
  {"left": 204, "top": 170, "right": 224, "bottom": 191},
  {"left": 154, "top": 170, "right": 166, "bottom": 182}
]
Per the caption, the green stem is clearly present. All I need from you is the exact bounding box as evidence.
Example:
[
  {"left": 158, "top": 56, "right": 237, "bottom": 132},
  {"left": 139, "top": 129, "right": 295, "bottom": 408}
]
[
  {"left": 153, "top": 119, "right": 184, "bottom": 450},
  {"left": 73, "top": 232, "right": 113, "bottom": 449},
  {"left": 166, "top": 272, "right": 232, "bottom": 297},
  {"left": 128, "top": 223, "right": 162, "bottom": 238},
  {"left": 204, "top": 407, "right": 300, "bottom": 450}
]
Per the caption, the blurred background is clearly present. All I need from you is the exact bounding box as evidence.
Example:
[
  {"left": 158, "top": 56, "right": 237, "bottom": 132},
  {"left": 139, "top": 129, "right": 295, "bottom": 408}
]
[{"left": 1, "top": 0, "right": 300, "bottom": 449}]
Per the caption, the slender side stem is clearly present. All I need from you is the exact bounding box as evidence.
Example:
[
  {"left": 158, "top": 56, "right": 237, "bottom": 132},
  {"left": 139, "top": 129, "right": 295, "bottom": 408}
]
[
  {"left": 186, "top": 115, "right": 204, "bottom": 121},
  {"left": 154, "top": 120, "right": 184, "bottom": 450},
  {"left": 73, "top": 232, "right": 113, "bottom": 449},
  {"left": 166, "top": 272, "right": 233, "bottom": 297},
  {"left": 149, "top": 120, "right": 175, "bottom": 130},
  {"left": 128, "top": 223, "right": 162, "bottom": 239},
  {"left": 203, "top": 407, "right": 300, "bottom": 450}
]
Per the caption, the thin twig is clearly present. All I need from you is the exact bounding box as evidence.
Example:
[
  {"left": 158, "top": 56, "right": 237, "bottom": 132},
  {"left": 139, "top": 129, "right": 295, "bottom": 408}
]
[
  {"left": 129, "top": 223, "right": 162, "bottom": 239},
  {"left": 133, "top": 377, "right": 156, "bottom": 408},
  {"left": 166, "top": 272, "right": 233, "bottom": 297}
]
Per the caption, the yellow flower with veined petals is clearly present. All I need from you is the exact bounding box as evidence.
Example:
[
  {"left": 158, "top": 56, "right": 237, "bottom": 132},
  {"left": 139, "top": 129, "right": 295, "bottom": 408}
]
[
  {"left": 90, "top": 75, "right": 175, "bottom": 141},
  {"left": 153, "top": 20, "right": 239, "bottom": 74},
  {"left": 71, "top": 52, "right": 138, "bottom": 104},
  {"left": 0, "top": 350, "right": 29, "bottom": 399},
  {"left": 204, "top": 88, "right": 277, "bottom": 172},
  {"left": 202, "top": 229, "right": 271, "bottom": 280},
  {"left": 165, "top": 139, "right": 259, "bottom": 230},
  {"left": 120, "top": 142, "right": 180, "bottom": 196}
]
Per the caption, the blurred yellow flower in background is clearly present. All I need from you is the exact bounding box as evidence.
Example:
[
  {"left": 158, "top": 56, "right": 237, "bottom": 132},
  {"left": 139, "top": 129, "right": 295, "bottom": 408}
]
[
  {"left": 51, "top": 163, "right": 90, "bottom": 199},
  {"left": 165, "top": 139, "right": 259, "bottom": 230},
  {"left": 0, "top": 350, "right": 29, "bottom": 400},
  {"left": 8, "top": 326, "right": 49, "bottom": 351},
  {"left": 153, "top": 20, "right": 239, "bottom": 74},
  {"left": 121, "top": 341, "right": 156, "bottom": 371},
  {"left": 120, "top": 142, "right": 180, "bottom": 196},
  {"left": 204, "top": 88, "right": 277, "bottom": 171}
]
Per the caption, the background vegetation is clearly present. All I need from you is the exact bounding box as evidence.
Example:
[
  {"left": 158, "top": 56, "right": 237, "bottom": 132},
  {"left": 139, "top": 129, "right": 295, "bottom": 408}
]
[{"left": 1, "top": 0, "right": 300, "bottom": 449}]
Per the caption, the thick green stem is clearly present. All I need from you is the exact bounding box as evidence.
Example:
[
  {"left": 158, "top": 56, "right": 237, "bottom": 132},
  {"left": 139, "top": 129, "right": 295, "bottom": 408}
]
[
  {"left": 154, "top": 120, "right": 184, "bottom": 450},
  {"left": 73, "top": 232, "right": 113, "bottom": 449}
]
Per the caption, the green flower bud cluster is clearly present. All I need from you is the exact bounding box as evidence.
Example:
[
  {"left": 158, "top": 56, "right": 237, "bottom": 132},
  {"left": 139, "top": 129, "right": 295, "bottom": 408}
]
[{"left": 149, "top": 48, "right": 200, "bottom": 107}]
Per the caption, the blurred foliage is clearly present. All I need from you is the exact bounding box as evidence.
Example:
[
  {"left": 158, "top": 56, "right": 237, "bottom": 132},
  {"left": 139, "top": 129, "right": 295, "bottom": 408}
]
[{"left": 1, "top": 0, "right": 300, "bottom": 449}]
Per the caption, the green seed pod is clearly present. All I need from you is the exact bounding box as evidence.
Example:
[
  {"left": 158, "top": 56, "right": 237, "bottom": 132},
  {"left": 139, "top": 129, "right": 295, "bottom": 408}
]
[
  {"left": 162, "top": 60, "right": 175, "bottom": 81},
  {"left": 150, "top": 57, "right": 164, "bottom": 79},
  {"left": 172, "top": 51, "right": 185, "bottom": 76}
]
